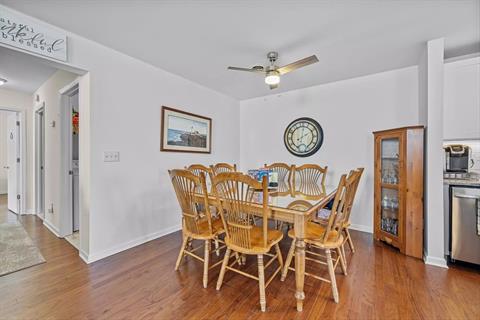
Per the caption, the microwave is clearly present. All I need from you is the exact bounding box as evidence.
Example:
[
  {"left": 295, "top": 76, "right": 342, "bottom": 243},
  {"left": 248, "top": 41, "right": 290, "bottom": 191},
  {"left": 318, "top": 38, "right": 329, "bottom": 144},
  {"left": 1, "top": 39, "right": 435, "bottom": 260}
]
[{"left": 444, "top": 145, "right": 472, "bottom": 173}]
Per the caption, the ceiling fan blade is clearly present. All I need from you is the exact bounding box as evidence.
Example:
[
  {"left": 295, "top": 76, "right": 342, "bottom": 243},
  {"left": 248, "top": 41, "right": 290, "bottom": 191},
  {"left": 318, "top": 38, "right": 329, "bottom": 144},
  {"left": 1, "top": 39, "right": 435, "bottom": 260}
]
[
  {"left": 269, "top": 84, "right": 278, "bottom": 90},
  {"left": 227, "top": 66, "right": 265, "bottom": 74},
  {"left": 277, "top": 55, "right": 319, "bottom": 75}
]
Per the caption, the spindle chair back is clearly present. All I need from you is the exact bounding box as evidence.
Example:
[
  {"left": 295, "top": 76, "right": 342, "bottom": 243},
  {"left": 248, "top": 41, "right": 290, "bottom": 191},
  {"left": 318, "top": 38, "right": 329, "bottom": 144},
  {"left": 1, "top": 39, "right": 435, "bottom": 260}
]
[
  {"left": 211, "top": 163, "right": 237, "bottom": 176},
  {"left": 293, "top": 164, "right": 328, "bottom": 194}
]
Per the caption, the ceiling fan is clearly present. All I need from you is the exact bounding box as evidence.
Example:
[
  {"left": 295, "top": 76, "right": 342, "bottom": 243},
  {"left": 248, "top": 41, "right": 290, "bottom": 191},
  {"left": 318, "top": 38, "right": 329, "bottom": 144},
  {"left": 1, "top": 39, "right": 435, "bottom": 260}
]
[{"left": 227, "top": 51, "right": 319, "bottom": 89}]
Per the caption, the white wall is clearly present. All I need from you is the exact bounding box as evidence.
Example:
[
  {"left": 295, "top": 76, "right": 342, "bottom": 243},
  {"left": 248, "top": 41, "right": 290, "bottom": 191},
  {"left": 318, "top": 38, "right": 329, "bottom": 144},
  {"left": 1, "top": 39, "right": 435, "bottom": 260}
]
[
  {"left": 85, "top": 51, "right": 239, "bottom": 261},
  {"left": 0, "top": 5, "right": 240, "bottom": 262},
  {"left": 0, "top": 88, "right": 33, "bottom": 208},
  {"left": 239, "top": 66, "right": 419, "bottom": 232},
  {"left": 418, "top": 38, "right": 446, "bottom": 268},
  {"left": 33, "top": 70, "right": 78, "bottom": 230}
]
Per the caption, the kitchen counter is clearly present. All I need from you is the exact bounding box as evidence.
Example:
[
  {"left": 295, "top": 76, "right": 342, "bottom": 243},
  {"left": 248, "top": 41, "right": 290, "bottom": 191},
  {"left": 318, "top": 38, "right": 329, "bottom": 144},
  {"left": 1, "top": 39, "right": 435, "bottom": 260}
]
[{"left": 444, "top": 177, "right": 480, "bottom": 186}]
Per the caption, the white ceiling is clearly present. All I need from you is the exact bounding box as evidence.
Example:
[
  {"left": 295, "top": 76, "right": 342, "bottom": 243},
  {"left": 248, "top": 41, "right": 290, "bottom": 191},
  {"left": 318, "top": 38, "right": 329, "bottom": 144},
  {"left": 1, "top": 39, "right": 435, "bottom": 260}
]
[
  {"left": 1, "top": 0, "right": 479, "bottom": 100},
  {"left": 0, "top": 46, "right": 57, "bottom": 93}
]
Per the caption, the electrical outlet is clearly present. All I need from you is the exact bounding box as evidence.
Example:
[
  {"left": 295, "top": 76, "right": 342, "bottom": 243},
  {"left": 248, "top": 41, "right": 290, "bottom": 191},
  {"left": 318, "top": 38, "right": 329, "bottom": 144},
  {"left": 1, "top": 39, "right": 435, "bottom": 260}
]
[
  {"left": 48, "top": 204, "right": 54, "bottom": 214},
  {"left": 104, "top": 151, "right": 120, "bottom": 162}
]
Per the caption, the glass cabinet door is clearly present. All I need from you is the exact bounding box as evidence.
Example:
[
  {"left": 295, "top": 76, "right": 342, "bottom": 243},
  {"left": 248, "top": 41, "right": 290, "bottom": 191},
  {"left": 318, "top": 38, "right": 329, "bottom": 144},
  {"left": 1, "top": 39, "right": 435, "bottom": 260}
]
[
  {"left": 380, "top": 138, "right": 400, "bottom": 185},
  {"left": 380, "top": 137, "right": 400, "bottom": 236},
  {"left": 381, "top": 188, "right": 399, "bottom": 236}
]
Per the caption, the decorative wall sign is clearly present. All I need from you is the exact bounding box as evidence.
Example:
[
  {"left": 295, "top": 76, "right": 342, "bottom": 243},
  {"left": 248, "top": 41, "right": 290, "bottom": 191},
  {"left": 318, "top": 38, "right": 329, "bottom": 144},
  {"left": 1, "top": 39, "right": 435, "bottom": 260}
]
[
  {"left": 161, "top": 106, "right": 212, "bottom": 153},
  {"left": 284, "top": 117, "right": 324, "bottom": 157},
  {"left": 0, "top": 6, "right": 67, "bottom": 61}
]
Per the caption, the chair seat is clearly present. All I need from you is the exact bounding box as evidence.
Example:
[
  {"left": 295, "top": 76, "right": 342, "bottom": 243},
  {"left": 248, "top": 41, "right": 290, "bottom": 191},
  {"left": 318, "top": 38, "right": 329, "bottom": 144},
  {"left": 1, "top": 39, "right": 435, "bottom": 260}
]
[
  {"left": 226, "top": 226, "right": 283, "bottom": 254},
  {"left": 288, "top": 222, "right": 343, "bottom": 249},
  {"left": 187, "top": 217, "right": 225, "bottom": 239}
]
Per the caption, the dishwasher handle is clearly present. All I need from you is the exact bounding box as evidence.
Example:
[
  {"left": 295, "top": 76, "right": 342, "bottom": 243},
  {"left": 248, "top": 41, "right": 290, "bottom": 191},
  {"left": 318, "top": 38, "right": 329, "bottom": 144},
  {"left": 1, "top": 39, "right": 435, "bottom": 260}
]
[{"left": 454, "top": 194, "right": 480, "bottom": 200}]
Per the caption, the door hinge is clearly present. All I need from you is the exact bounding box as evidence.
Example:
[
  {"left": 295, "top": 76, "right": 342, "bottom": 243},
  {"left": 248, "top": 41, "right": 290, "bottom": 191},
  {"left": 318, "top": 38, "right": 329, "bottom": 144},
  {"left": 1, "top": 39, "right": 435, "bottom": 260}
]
[
  {"left": 16, "top": 158, "right": 20, "bottom": 163},
  {"left": 17, "top": 194, "right": 20, "bottom": 200},
  {"left": 16, "top": 121, "right": 20, "bottom": 126}
]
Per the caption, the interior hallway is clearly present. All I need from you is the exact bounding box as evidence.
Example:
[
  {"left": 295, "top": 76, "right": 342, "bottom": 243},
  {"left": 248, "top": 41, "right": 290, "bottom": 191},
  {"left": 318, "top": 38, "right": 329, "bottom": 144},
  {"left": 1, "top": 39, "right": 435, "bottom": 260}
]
[{"left": 0, "top": 192, "right": 479, "bottom": 319}]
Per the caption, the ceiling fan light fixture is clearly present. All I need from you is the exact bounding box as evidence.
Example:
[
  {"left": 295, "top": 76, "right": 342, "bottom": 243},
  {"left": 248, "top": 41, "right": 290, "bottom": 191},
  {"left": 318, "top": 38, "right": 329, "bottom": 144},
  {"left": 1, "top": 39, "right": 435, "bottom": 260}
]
[
  {"left": 265, "top": 71, "right": 280, "bottom": 85},
  {"left": 0, "top": 78, "right": 7, "bottom": 86}
]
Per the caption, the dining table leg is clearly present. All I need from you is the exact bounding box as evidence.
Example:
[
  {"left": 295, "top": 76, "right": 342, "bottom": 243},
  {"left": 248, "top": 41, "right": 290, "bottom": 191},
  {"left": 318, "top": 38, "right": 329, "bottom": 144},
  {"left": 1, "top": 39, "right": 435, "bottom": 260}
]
[{"left": 294, "top": 214, "right": 306, "bottom": 312}]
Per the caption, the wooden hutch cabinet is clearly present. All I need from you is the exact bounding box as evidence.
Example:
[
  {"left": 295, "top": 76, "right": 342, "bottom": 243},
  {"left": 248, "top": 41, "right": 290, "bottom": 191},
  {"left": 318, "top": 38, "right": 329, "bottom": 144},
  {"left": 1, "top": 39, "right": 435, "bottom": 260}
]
[{"left": 373, "top": 126, "right": 424, "bottom": 259}]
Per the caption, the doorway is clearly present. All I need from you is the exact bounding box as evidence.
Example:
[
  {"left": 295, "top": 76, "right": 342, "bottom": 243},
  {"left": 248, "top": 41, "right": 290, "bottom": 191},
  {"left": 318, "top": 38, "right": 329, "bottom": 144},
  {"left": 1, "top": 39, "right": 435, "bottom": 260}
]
[
  {"left": 0, "top": 109, "right": 24, "bottom": 216},
  {"left": 35, "top": 105, "right": 45, "bottom": 219},
  {"left": 0, "top": 44, "right": 90, "bottom": 261},
  {"left": 60, "top": 83, "right": 80, "bottom": 249}
]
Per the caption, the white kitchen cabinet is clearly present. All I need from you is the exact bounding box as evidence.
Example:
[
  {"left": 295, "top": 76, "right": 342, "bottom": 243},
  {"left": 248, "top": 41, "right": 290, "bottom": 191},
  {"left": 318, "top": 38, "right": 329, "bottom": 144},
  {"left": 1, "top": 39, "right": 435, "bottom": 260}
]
[{"left": 444, "top": 57, "right": 480, "bottom": 140}]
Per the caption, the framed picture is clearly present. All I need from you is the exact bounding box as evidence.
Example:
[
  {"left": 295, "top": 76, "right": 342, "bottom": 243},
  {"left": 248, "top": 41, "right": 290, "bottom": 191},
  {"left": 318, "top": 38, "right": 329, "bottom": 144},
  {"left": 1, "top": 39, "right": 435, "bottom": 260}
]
[{"left": 161, "top": 106, "right": 212, "bottom": 153}]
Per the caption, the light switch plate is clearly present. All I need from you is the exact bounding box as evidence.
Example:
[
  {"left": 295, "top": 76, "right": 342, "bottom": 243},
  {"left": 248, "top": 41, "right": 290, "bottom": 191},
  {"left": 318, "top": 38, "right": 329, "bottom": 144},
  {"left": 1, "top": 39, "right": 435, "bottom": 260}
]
[{"left": 104, "top": 151, "right": 120, "bottom": 162}]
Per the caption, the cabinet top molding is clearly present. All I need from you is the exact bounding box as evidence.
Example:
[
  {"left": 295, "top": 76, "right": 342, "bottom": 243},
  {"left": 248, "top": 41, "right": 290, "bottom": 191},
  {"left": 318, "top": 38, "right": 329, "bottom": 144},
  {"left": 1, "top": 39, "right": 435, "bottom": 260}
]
[{"left": 373, "top": 125, "right": 425, "bottom": 135}]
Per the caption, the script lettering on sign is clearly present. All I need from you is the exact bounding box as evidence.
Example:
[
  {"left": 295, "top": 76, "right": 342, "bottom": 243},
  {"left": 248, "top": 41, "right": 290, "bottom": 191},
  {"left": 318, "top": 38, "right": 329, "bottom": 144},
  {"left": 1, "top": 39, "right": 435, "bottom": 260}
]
[{"left": 0, "top": 6, "right": 67, "bottom": 61}]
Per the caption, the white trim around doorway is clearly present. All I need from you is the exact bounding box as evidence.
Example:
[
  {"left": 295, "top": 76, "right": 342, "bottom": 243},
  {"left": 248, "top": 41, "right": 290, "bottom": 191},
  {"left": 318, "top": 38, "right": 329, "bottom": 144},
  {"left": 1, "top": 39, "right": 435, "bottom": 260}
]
[
  {"left": 59, "top": 79, "right": 79, "bottom": 239},
  {"left": 34, "top": 101, "right": 45, "bottom": 219}
]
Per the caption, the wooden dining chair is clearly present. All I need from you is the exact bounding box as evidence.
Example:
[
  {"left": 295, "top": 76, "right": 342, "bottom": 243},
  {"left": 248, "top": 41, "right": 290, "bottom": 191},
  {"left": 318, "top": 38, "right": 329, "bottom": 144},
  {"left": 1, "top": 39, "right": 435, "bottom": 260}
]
[
  {"left": 316, "top": 167, "right": 364, "bottom": 254},
  {"left": 341, "top": 167, "right": 364, "bottom": 253},
  {"left": 210, "top": 163, "right": 237, "bottom": 176},
  {"left": 264, "top": 163, "right": 294, "bottom": 230},
  {"left": 213, "top": 172, "right": 284, "bottom": 312},
  {"left": 169, "top": 169, "right": 226, "bottom": 288},
  {"left": 185, "top": 164, "right": 214, "bottom": 193},
  {"left": 264, "top": 163, "right": 293, "bottom": 184},
  {"left": 287, "top": 199, "right": 313, "bottom": 211},
  {"left": 281, "top": 170, "right": 361, "bottom": 303},
  {"left": 293, "top": 164, "right": 328, "bottom": 195},
  {"left": 185, "top": 164, "right": 223, "bottom": 254}
]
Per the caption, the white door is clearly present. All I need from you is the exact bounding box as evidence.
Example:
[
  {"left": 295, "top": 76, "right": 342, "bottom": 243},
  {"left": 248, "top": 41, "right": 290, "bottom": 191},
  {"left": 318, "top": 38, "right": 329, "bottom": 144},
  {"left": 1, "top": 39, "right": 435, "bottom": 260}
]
[{"left": 6, "top": 113, "right": 20, "bottom": 213}]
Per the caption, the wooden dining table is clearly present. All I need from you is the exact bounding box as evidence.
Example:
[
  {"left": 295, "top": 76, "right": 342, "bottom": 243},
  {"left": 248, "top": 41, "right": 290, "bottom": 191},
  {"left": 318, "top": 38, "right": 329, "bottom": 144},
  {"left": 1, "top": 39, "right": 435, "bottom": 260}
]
[{"left": 203, "top": 180, "right": 337, "bottom": 312}]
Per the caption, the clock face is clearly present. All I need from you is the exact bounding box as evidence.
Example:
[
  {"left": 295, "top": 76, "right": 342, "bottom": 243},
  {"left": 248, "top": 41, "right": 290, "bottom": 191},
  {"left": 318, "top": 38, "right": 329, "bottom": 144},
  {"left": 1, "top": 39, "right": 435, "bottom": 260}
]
[{"left": 284, "top": 117, "right": 323, "bottom": 157}]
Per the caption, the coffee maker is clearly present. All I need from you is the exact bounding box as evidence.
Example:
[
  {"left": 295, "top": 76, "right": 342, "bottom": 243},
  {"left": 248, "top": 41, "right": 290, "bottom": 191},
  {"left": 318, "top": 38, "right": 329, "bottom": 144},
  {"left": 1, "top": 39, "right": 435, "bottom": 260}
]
[{"left": 444, "top": 144, "right": 472, "bottom": 177}]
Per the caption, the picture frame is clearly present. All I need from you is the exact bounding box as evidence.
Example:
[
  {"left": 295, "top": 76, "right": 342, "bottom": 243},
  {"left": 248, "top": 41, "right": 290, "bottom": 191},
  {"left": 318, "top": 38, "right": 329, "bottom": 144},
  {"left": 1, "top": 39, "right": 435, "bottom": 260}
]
[{"left": 160, "top": 106, "right": 212, "bottom": 153}]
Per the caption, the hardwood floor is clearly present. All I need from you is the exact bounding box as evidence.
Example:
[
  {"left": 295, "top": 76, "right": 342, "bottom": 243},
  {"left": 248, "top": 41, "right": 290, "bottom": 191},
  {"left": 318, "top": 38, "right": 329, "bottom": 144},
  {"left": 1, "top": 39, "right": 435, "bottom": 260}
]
[{"left": 1, "top": 194, "right": 479, "bottom": 319}]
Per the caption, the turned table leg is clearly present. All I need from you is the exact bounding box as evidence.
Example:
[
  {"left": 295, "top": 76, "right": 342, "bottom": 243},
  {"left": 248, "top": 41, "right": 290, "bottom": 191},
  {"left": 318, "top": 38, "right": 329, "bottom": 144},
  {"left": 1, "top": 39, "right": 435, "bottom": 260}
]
[{"left": 294, "top": 214, "right": 306, "bottom": 312}]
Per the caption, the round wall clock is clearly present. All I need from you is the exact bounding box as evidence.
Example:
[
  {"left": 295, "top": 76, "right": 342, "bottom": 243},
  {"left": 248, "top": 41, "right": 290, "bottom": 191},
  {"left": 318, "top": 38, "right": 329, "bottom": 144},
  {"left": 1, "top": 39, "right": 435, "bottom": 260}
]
[{"left": 284, "top": 117, "right": 324, "bottom": 157}]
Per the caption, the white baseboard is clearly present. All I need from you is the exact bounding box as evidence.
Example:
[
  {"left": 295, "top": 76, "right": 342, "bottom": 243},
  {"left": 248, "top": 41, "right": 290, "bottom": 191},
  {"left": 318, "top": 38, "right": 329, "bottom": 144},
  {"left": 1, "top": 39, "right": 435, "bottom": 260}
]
[
  {"left": 81, "top": 223, "right": 182, "bottom": 264},
  {"left": 43, "top": 219, "right": 61, "bottom": 238},
  {"left": 79, "top": 250, "right": 89, "bottom": 264},
  {"left": 424, "top": 254, "right": 448, "bottom": 269},
  {"left": 64, "top": 234, "right": 79, "bottom": 250},
  {"left": 36, "top": 213, "right": 44, "bottom": 221},
  {"left": 24, "top": 209, "right": 37, "bottom": 215},
  {"left": 349, "top": 223, "right": 373, "bottom": 234}
]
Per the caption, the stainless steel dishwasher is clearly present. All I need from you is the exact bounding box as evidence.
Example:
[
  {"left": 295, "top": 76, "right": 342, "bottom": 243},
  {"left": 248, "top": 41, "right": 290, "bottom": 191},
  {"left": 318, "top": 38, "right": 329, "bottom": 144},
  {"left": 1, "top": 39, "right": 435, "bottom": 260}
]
[{"left": 451, "top": 186, "right": 480, "bottom": 265}]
